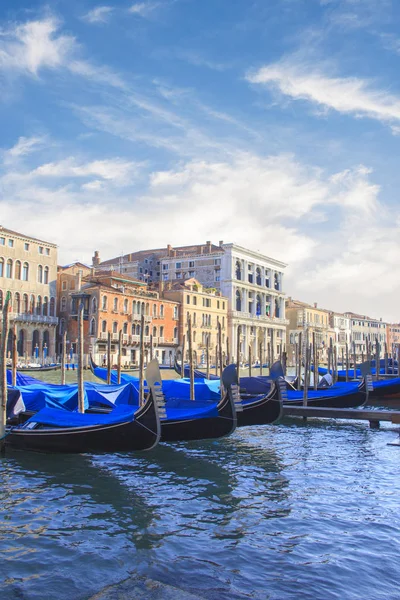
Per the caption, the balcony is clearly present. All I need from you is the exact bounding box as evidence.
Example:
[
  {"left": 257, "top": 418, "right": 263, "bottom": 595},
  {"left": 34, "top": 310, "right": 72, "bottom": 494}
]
[
  {"left": 122, "top": 334, "right": 129, "bottom": 343},
  {"left": 158, "top": 337, "right": 165, "bottom": 343},
  {"left": 231, "top": 310, "right": 289, "bottom": 325},
  {"left": 99, "top": 332, "right": 108, "bottom": 340},
  {"left": 131, "top": 335, "right": 140, "bottom": 343},
  {"left": 112, "top": 333, "right": 119, "bottom": 341},
  {"left": 11, "top": 313, "right": 58, "bottom": 325}
]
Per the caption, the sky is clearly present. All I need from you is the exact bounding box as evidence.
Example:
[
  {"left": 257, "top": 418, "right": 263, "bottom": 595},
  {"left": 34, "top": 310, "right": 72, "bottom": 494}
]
[{"left": 1, "top": 0, "right": 400, "bottom": 321}]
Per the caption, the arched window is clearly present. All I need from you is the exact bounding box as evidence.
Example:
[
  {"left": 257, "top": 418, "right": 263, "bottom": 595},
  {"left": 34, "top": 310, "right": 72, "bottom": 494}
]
[
  {"left": 113, "top": 321, "right": 118, "bottom": 333},
  {"left": 236, "top": 290, "right": 241, "bottom": 311},
  {"left": 102, "top": 296, "right": 107, "bottom": 310},
  {"left": 193, "top": 331, "right": 196, "bottom": 342},
  {"left": 153, "top": 304, "right": 157, "bottom": 317},
  {"left": 36, "top": 296, "right": 42, "bottom": 315},
  {"left": 49, "top": 297, "right": 55, "bottom": 316},
  {"left": 90, "top": 318, "right": 96, "bottom": 336},
  {"left": 132, "top": 300, "right": 136, "bottom": 314},
  {"left": 173, "top": 306, "right": 178, "bottom": 319},
  {"left": 274, "top": 273, "right": 279, "bottom": 291},
  {"left": 0, "top": 258, "right": 3, "bottom": 277},
  {"left": 173, "top": 327, "right": 177, "bottom": 339},
  {"left": 256, "top": 294, "right": 262, "bottom": 316},
  {"left": 265, "top": 270, "right": 270, "bottom": 288},
  {"left": 92, "top": 297, "right": 97, "bottom": 313},
  {"left": 256, "top": 267, "right": 262, "bottom": 286},
  {"left": 123, "top": 322, "right": 128, "bottom": 334},
  {"left": 30, "top": 294, "right": 35, "bottom": 314},
  {"left": 136, "top": 324, "right": 140, "bottom": 335},
  {"left": 44, "top": 266, "right": 49, "bottom": 284},
  {"left": 160, "top": 304, "right": 164, "bottom": 317},
  {"left": 187, "top": 311, "right": 190, "bottom": 325},
  {"left": 23, "top": 294, "right": 29, "bottom": 313},
  {"left": 37, "top": 265, "right": 43, "bottom": 283},
  {"left": 160, "top": 326, "right": 164, "bottom": 338},
  {"left": 141, "top": 302, "right": 145, "bottom": 315},
  {"left": 145, "top": 303, "right": 149, "bottom": 315},
  {"left": 6, "top": 259, "right": 13, "bottom": 278},
  {"left": 235, "top": 261, "right": 242, "bottom": 280},
  {"left": 131, "top": 324, "right": 135, "bottom": 335},
  {"left": 43, "top": 296, "right": 48, "bottom": 316},
  {"left": 123, "top": 299, "right": 128, "bottom": 313},
  {"left": 102, "top": 320, "right": 107, "bottom": 333},
  {"left": 60, "top": 318, "right": 65, "bottom": 335},
  {"left": 14, "top": 292, "right": 20, "bottom": 313},
  {"left": 22, "top": 262, "right": 29, "bottom": 281},
  {"left": 113, "top": 298, "right": 118, "bottom": 311},
  {"left": 145, "top": 325, "right": 149, "bottom": 336},
  {"left": 153, "top": 326, "right": 157, "bottom": 337},
  {"left": 61, "top": 296, "right": 67, "bottom": 311},
  {"left": 15, "top": 261, "right": 21, "bottom": 280}
]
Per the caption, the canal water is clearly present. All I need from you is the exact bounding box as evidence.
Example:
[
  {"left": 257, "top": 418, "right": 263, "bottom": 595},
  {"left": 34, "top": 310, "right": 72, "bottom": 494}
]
[{"left": 1, "top": 371, "right": 400, "bottom": 599}]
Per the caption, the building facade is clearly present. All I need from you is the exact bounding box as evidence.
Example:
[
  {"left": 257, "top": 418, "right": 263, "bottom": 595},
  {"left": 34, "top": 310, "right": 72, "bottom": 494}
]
[
  {"left": 344, "top": 312, "right": 387, "bottom": 358},
  {"left": 96, "top": 240, "right": 288, "bottom": 362},
  {"left": 330, "top": 312, "right": 352, "bottom": 354},
  {"left": 285, "top": 298, "right": 335, "bottom": 364},
  {"left": 162, "top": 278, "right": 229, "bottom": 364},
  {"left": 387, "top": 323, "right": 400, "bottom": 356},
  {"left": 0, "top": 225, "right": 58, "bottom": 360},
  {"left": 58, "top": 268, "right": 179, "bottom": 366}
]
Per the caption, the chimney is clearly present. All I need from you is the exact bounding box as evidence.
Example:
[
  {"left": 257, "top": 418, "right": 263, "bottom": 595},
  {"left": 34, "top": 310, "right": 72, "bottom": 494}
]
[
  {"left": 158, "top": 280, "right": 164, "bottom": 295},
  {"left": 92, "top": 250, "right": 100, "bottom": 267},
  {"left": 167, "top": 244, "right": 172, "bottom": 256},
  {"left": 314, "top": 302, "right": 318, "bottom": 308},
  {"left": 206, "top": 240, "right": 212, "bottom": 254},
  {"left": 200, "top": 246, "right": 203, "bottom": 254},
  {"left": 219, "top": 240, "right": 224, "bottom": 247},
  {"left": 77, "top": 271, "right": 82, "bottom": 291}
]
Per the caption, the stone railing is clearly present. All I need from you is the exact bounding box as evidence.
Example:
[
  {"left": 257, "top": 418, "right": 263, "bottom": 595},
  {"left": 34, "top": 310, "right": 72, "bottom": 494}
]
[{"left": 11, "top": 313, "right": 58, "bottom": 325}]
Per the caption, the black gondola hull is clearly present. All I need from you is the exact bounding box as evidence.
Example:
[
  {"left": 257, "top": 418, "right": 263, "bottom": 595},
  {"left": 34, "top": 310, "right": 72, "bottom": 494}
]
[
  {"left": 238, "top": 395, "right": 282, "bottom": 426},
  {"left": 6, "top": 394, "right": 160, "bottom": 454},
  {"left": 159, "top": 392, "right": 236, "bottom": 442}
]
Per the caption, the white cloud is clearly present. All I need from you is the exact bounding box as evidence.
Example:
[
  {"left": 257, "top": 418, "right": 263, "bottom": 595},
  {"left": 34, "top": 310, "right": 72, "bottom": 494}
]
[
  {"left": 29, "top": 157, "right": 139, "bottom": 184},
  {"left": 3, "top": 136, "right": 46, "bottom": 161},
  {"left": 0, "top": 18, "right": 75, "bottom": 76},
  {"left": 247, "top": 60, "right": 400, "bottom": 127},
  {"left": 129, "top": 2, "right": 160, "bottom": 17},
  {"left": 83, "top": 6, "right": 114, "bottom": 24}
]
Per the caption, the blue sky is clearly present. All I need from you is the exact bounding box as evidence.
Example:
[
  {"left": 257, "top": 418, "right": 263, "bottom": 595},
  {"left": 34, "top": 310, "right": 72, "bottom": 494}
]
[{"left": 1, "top": 0, "right": 400, "bottom": 320}]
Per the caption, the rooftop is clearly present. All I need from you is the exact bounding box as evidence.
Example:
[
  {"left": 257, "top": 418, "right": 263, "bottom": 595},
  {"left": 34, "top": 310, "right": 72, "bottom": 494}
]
[{"left": 0, "top": 225, "right": 57, "bottom": 247}]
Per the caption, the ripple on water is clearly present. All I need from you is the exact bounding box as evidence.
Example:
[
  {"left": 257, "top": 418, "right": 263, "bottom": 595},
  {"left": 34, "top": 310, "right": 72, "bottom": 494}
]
[{"left": 1, "top": 422, "right": 400, "bottom": 600}]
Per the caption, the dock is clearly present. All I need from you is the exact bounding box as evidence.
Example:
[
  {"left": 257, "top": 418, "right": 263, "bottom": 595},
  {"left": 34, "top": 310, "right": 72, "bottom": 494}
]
[{"left": 282, "top": 405, "right": 400, "bottom": 429}]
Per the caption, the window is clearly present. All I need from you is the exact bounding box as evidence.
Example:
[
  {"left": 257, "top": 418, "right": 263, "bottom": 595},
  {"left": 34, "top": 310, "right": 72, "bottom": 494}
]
[
  {"left": 163, "top": 273, "right": 169, "bottom": 281},
  {"left": 90, "top": 318, "right": 96, "bottom": 336},
  {"left": 0, "top": 237, "right": 4, "bottom": 245},
  {"left": 214, "top": 258, "right": 221, "bottom": 265},
  {"left": 153, "top": 326, "right": 157, "bottom": 337},
  {"left": 37, "top": 265, "right": 43, "bottom": 283},
  {"left": 176, "top": 262, "right": 182, "bottom": 269},
  {"left": 8, "top": 239, "right": 14, "bottom": 248},
  {"left": 61, "top": 296, "right": 67, "bottom": 311},
  {"left": 124, "top": 299, "right": 128, "bottom": 313},
  {"left": 153, "top": 304, "right": 157, "bottom": 317},
  {"left": 160, "top": 304, "right": 164, "bottom": 317},
  {"left": 256, "top": 267, "right": 262, "bottom": 286},
  {"left": 44, "top": 266, "right": 49, "bottom": 284},
  {"left": 236, "top": 290, "right": 241, "bottom": 311},
  {"left": 24, "top": 243, "right": 29, "bottom": 251},
  {"left": 113, "top": 298, "right": 118, "bottom": 311},
  {"left": 39, "top": 246, "right": 43, "bottom": 254},
  {"left": 123, "top": 323, "right": 128, "bottom": 334},
  {"left": 193, "top": 296, "right": 197, "bottom": 305},
  {"left": 14, "top": 292, "right": 20, "bottom": 313},
  {"left": 6, "top": 259, "right": 12, "bottom": 278},
  {"left": 215, "top": 272, "right": 220, "bottom": 282},
  {"left": 187, "top": 295, "right": 190, "bottom": 304},
  {"left": 49, "top": 297, "right": 55, "bottom": 316},
  {"left": 23, "top": 294, "right": 28, "bottom": 313},
  {"left": 113, "top": 322, "right": 118, "bottom": 333},
  {"left": 174, "top": 327, "right": 177, "bottom": 339},
  {"left": 189, "top": 261, "right": 195, "bottom": 268},
  {"left": 173, "top": 306, "right": 178, "bottom": 319},
  {"left": 160, "top": 326, "right": 164, "bottom": 337},
  {"left": 189, "top": 271, "right": 195, "bottom": 277},
  {"left": 62, "top": 280, "right": 67, "bottom": 291},
  {"left": 92, "top": 297, "right": 97, "bottom": 313},
  {"left": 0, "top": 258, "right": 3, "bottom": 277},
  {"left": 43, "top": 297, "right": 48, "bottom": 316},
  {"left": 176, "top": 272, "right": 182, "bottom": 279},
  {"left": 235, "top": 261, "right": 242, "bottom": 280},
  {"left": 45, "top": 248, "right": 50, "bottom": 256},
  {"left": 163, "top": 264, "right": 168, "bottom": 270},
  {"left": 15, "top": 260, "right": 21, "bottom": 280},
  {"left": 102, "top": 296, "right": 107, "bottom": 310},
  {"left": 102, "top": 320, "right": 107, "bottom": 333}
]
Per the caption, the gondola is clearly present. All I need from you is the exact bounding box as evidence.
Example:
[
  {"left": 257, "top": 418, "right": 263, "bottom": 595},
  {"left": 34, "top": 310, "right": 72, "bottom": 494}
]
[
  {"left": 224, "top": 364, "right": 283, "bottom": 426},
  {"left": 173, "top": 356, "right": 220, "bottom": 380},
  {"left": 9, "top": 364, "right": 60, "bottom": 373},
  {"left": 315, "top": 365, "right": 398, "bottom": 381},
  {"left": 89, "top": 356, "right": 236, "bottom": 442},
  {"left": 5, "top": 360, "right": 163, "bottom": 453}
]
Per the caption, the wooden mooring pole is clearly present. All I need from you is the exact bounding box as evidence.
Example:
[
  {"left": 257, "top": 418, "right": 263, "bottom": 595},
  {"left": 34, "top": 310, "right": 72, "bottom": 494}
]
[
  {"left": 226, "top": 336, "right": 230, "bottom": 367},
  {"left": 313, "top": 332, "right": 317, "bottom": 390},
  {"left": 77, "top": 303, "right": 85, "bottom": 414},
  {"left": 259, "top": 341, "right": 263, "bottom": 377},
  {"left": 206, "top": 334, "right": 210, "bottom": 380},
  {"left": 117, "top": 330, "right": 122, "bottom": 385},
  {"left": 297, "top": 332, "right": 302, "bottom": 391},
  {"left": 61, "top": 331, "right": 66, "bottom": 385},
  {"left": 181, "top": 335, "right": 186, "bottom": 379},
  {"left": 0, "top": 292, "right": 11, "bottom": 452},
  {"left": 188, "top": 315, "right": 195, "bottom": 400},
  {"left": 107, "top": 332, "right": 111, "bottom": 385},
  {"left": 12, "top": 323, "right": 17, "bottom": 388},
  {"left": 248, "top": 345, "right": 252, "bottom": 378},
  {"left": 236, "top": 327, "right": 240, "bottom": 384},
  {"left": 139, "top": 315, "right": 145, "bottom": 406}
]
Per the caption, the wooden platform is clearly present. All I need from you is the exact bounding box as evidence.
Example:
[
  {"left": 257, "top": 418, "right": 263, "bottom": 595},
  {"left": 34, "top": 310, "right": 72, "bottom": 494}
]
[{"left": 282, "top": 405, "right": 400, "bottom": 428}]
